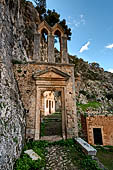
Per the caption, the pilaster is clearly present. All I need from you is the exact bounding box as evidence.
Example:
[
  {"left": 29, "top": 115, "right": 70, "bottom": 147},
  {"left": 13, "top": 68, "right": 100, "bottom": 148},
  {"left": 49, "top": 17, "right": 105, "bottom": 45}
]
[
  {"left": 33, "top": 33, "right": 41, "bottom": 61},
  {"left": 61, "top": 35, "right": 69, "bottom": 64},
  {"left": 34, "top": 86, "right": 41, "bottom": 140},
  {"left": 48, "top": 34, "right": 55, "bottom": 63}
]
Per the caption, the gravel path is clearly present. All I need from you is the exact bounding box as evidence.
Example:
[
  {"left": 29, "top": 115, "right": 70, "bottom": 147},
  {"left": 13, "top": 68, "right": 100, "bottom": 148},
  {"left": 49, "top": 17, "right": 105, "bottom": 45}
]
[{"left": 45, "top": 145, "right": 78, "bottom": 170}]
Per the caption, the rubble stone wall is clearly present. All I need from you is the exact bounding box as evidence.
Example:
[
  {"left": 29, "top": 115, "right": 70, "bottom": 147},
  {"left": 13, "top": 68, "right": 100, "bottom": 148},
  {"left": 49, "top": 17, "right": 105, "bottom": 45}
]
[{"left": 13, "top": 63, "right": 78, "bottom": 139}]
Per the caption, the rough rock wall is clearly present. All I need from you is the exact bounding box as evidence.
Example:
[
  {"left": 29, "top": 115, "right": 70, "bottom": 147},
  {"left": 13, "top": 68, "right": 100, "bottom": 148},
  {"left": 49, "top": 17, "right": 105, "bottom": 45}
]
[{"left": 0, "top": 0, "right": 27, "bottom": 169}]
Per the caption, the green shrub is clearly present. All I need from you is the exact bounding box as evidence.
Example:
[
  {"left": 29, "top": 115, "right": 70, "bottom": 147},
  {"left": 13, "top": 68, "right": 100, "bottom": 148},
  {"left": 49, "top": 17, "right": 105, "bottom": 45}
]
[
  {"left": 77, "top": 101, "right": 101, "bottom": 111},
  {"left": 106, "top": 93, "right": 113, "bottom": 100},
  {"left": 12, "top": 59, "right": 23, "bottom": 64},
  {"left": 40, "top": 122, "right": 45, "bottom": 136},
  {"left": 86, "top": 94, "right": 96, "bottom": 100},
  {"left": 17, "top": 69, "right": 22, "bottom": 73},
  {"left": 15, "top": 154, "right": 45, "bottom": 170},
  {"left": 14, "top": 141, "right": 49, "bottom": 170},
  {"left": 13, "top": 137, "right": 18, "bottom": 144},
  {"left": 79, "top": 90, "right": 88, "bottom": 96},
  {"left": 80, "top": 156, "right": 101, "bottom": 170}
]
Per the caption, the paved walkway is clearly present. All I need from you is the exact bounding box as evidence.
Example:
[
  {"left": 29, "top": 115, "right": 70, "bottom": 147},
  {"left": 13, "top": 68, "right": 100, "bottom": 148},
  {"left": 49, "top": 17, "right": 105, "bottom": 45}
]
[{"left": 45, "top": 145, "right": 78, "bottom": 170}]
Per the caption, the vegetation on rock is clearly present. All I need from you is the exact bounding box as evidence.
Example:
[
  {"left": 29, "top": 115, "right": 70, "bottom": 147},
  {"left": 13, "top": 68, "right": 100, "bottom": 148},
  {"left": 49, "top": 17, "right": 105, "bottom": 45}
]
[
  {"left": 77, "top": 101, "right": 102, "bottom": 112},
  {"left": 69, "top": 54, "right": 113, "bottom": 114}
]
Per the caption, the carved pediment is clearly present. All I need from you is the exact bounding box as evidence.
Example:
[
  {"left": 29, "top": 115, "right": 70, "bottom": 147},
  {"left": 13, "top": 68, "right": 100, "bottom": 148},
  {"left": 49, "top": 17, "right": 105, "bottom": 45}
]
[{"left": 33, "top": 67, "right": 70, "bottom": 81}]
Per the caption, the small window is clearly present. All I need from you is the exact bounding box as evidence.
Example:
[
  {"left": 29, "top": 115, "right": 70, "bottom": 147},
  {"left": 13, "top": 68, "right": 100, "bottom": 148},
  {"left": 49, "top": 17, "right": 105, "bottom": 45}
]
[
  {"left": 46, "top": 100, "right": 48, "bottom": 108},
  {"left": 93, "top": 128, "right": 103, "bottom": 145}
]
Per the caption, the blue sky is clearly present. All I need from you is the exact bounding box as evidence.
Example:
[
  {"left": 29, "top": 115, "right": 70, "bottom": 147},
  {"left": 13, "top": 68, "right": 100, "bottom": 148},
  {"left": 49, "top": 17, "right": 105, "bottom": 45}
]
[
  {"left": 46, "top": 0, "right": 113, "bottom": 72},
  {"left": 29, "top": 0, "right": 113, "bottom": 72}
]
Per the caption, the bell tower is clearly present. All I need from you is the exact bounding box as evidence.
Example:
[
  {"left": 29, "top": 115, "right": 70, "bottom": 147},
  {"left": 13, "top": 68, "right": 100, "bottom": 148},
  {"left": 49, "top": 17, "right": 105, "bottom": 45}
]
[
  {"left": 14, "top": 21, "right": 78, "bottom": 140},
  {"left": 33, "top": 21, "right": 69, "bottom": 64}
]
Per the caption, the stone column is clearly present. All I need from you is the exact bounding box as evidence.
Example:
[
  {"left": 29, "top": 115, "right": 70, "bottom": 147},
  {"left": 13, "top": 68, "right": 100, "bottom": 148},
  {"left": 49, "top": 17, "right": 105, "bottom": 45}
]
[
  {"left": 48, "top": 34, "right": 55, "bottom": 63},
  {"left": 33, "top": 33, "right": 41, "bottom": 61},
  {"left": 61, "top": 35, "right": 69, "bottom": 64},
  {"left": 34, "top": 86, "right": 41, "bottom": 140}
]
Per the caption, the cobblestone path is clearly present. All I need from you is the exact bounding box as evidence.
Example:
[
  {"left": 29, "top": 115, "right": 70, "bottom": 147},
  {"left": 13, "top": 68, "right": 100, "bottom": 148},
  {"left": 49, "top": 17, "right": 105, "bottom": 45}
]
[{"left": 45, "top": 145, "right": 78, "bottom": 170}]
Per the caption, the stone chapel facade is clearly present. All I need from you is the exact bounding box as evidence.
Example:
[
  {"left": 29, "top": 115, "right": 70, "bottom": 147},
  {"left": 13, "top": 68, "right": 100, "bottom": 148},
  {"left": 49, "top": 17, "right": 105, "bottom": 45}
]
[{"left": 14, "top": 21, "right": 78, "bottom": 140}]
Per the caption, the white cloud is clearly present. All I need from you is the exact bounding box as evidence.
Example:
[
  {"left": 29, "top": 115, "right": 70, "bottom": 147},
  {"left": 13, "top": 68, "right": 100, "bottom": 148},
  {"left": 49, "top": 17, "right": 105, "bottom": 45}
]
[
  {"left": 80, "top": 14, "right": 85, "bottom": 25},
  {"left": 80, "top": 14, "right": 84, "bottom": 19},
  {"left": 79, "top": 41, "right": 90, "bottom": 53},
  {"left": 108, "top": 68, "right": 113, "bottom": 73},
  {"left": 67, "top": 14, "right": 85, "bottom": 29},
  {"left": 105, "top": 44, "right": 113, "bottom": 49}
]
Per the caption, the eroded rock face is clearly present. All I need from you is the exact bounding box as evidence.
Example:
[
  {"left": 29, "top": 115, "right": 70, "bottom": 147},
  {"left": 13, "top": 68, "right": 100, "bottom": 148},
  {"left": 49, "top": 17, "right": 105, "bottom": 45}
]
[
  {"left": 21, "top": 1, "right": 40, "bottom": 59},
  {"left": 0, "top": 0, "right": 26, "bottom": 169},
  {"left": 75, "top": 64, "right": 113, "bottom": 114}
]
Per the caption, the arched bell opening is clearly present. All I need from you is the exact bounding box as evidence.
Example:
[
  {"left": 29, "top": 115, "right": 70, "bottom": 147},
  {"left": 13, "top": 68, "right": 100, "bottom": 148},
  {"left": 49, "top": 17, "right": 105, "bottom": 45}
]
[
  {"left": 40, "top": 28, "right": 48, "bottom": 62},
  {"left": 54, "top": 30, "right": 62, "bottom": 63}
]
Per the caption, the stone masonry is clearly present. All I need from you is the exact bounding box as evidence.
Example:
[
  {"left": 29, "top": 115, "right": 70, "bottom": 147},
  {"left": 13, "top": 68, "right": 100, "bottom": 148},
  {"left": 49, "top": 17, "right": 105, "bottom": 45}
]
[
  {"left": 13, "top": 21, "right": 78, "bottom": 140},
  {"left": 14, "top": 62, "right": 78, "bottom": 140}
]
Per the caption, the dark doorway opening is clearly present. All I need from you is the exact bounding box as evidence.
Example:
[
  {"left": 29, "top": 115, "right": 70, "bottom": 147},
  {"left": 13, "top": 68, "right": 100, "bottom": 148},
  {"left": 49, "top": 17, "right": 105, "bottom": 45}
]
[
  {"left": 49, "top": 101, "right": 51, "bottom": 114},
  {"left": 93, "top": 128, "right": 103, "bottom": 145}
]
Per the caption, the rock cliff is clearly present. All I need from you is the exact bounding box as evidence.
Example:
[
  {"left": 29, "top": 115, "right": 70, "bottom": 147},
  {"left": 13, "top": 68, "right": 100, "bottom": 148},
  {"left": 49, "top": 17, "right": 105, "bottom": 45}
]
[
  {"left": 70, "top": 56, "right": 113, "bottom": 114},
  {"left": 0, "top": 0, "right": 41, "bottom": 168},
  {"left": 0, "top": 0, "right": 27, "bottom": 169}
]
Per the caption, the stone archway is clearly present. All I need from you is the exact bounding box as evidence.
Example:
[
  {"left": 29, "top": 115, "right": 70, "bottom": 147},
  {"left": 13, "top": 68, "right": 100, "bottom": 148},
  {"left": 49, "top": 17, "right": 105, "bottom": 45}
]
[
  {"left": 31, "top": 66, "right": 78, "bottom": 140},
  {"left": 33, "top": 67, "right": 69, "bottom": 140},
  {"left": 34, "top": 86, "right": 66, "bottom": 140}
]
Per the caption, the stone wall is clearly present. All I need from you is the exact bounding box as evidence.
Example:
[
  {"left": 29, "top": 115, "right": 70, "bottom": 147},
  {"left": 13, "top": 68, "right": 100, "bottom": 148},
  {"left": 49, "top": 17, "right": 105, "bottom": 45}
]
[
  {"left": 81, "top": 114, "right": 88, "bottom": 140},
  {"left": 13, "top": 62, "right": 78, "bottom": 139},
  {"left": 86, "top": 115, "right": 113, "bottom": 146},
  {"left": 0, "top": 0, "right": 26, "bottom": 169}
]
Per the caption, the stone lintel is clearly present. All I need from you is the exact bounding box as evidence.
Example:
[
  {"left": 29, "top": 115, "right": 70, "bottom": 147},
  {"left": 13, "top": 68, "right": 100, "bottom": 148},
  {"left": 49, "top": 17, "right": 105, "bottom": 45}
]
[{"left": 35, "top": 80, "right": 66, "bottom": 87}]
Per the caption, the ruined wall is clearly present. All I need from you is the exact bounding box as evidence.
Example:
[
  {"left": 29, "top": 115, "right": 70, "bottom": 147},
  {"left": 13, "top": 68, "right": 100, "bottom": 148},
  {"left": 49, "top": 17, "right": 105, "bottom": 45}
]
[
  {"left": 86, "top": 115, "right": 113, "bottom": 146},
  {"left": 13, "top": 63, "right": 78, "bottom": 138},
  {"left": 0, "top": 0, "right": 27, "bottom": 169}
]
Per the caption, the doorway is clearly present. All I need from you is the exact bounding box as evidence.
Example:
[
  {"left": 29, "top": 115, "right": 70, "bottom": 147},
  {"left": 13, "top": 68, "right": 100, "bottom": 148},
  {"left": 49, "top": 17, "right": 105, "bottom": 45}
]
[
  {"left": 93, "top": 128, "right": 103, "bottom": 145},
  {"left": 40, "top": 90, "right": 62, "bottom": 138},
  {"left": 49, "top": 101, "right": 51, "bottom": 114}
]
